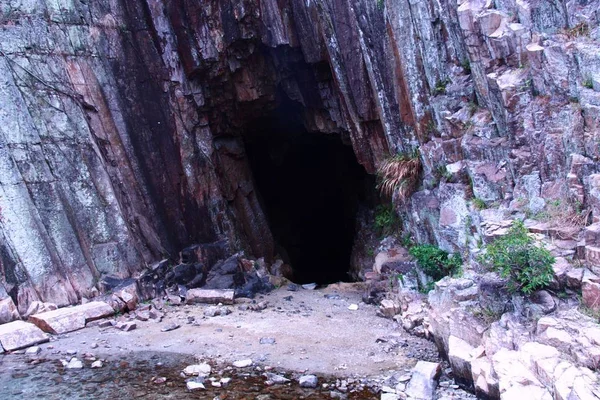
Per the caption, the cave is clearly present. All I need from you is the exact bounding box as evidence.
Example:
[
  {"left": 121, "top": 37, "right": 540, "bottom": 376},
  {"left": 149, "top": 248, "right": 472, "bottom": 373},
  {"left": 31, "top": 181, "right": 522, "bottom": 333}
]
[{"left": 243, "top": 98, "right": 375, "bottom": 284}]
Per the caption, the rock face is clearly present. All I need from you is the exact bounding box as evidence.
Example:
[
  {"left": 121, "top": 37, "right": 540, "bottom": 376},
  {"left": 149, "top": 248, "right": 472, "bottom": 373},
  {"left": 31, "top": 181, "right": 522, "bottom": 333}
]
[
  {"left": 424, "top": 277, "right": 600, "bottom": 399},
  {"left": 0, "top": 0, "right": 599, "bottom": 310}
]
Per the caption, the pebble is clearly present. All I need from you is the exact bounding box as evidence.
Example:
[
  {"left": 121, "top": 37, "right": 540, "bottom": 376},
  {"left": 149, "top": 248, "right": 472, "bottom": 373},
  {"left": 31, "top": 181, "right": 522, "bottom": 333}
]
[
  {"left": 91, "top": 360, "right": 104, "bottom": 369},
  {"left": 161, "top": 323, "right": 180, "bottom": 332},
  {"left": 186, "top": 381, "right": 205, "bottom": 391},
  {"left": 259, "top": 337, "right": 276, "bottom": 345},
  {"left": 286, "top": 284, "right": 299, "bottom": 291},
  {"left": 220, "top": 377, "right": 231, "bottom": 387},
  {"left": 66, "top": 358, "right": 83, "bottom": 369},
  {"left": 66, "top": 349, "right": 78, "bottom": 356},
  {"left": 302, "top": 283, "right": 317, "bottom": 290},
  {"left": 98, "top": 320, "right": 113, "bottom": 328},
  {"left": 299, "top": 374, "right": 318, "bottom": 388},
  {"left": 90, "top": 343, "right": 98, "bottom": 349},
  {"left": 232, "top": 359, "right": 253, "bottom": 368},
  {"left": 183, "top": 364, "right": 212, "bottom": 376},
  {"left": 348, "top": 304, "right": 359, "bottom": 311},
  {"left": 25, "top": 346, "right": 41, "bottom": 355},
  {"left": 204, "top": 306, "right": 232, "bottom": 317},
  {"left": 116, "top": 322, "right": 137, "bottom": 331},
  {"left": 264, "top": 372, "right": 290, "bottom": 385}
]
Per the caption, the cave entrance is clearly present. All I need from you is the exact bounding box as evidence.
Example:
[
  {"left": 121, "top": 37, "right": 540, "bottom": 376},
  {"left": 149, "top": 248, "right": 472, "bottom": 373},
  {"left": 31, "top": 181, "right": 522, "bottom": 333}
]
[{"left": 243, "top": 99, "right": 374, "bottom": 284}]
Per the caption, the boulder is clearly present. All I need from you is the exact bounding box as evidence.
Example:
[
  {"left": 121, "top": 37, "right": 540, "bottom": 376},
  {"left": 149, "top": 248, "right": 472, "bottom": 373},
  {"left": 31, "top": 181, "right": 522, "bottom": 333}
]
[
  {"left": 0, "top": 321, "right": 49, "bottom": 351},
  {"left": 24, "top": 301, "right": 58, "bottom": 318},
  {"left": 405, "top": 361, "right": 441, "bottom": 400},
  {"left": 448, "top": 335, "right": 475, "bottom": 387},
  {"left": 29, "top": 301, "right": 114, "bottom": 334},
  {"left": 113, "top": 280, "right": 141, "bottom": 311},
  {"left": 528, "top": 290, "right": 556, "bottom": 315},
  {"left": 582, "top": 279, "right": 600, "bottom": 311},
  {"left": 518, "top": 342, "right": 560, "bottom": 386},
  {"left": 186, "top": 289, "right": 235, "bottom": 305},
  {"left": 565, "top": 268, "right": 584, "bottom": 289},
  {"left": 471, "top": 356, "right": 499, "bottom": 399},
  {"left": 492, "top": 349, "right": 545, "bottom": 395},
  {"left": 0, "top": 297, "right": 20, "bottom": 324},
  {"left": 373, "top": 246, "right": 410, "bottom": 274},
  {"left": 204, "top": 255, "right": 242, "bottom": 289},
  {"left": 379, "top": 299, "right": 401, "bottom": 318}
]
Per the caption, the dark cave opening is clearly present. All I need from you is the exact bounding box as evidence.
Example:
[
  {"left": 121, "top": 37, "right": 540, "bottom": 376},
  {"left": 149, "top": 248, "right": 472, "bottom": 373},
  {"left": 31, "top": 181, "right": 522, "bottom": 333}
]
[{"left": 243, "top": 99, "right": 375, "bottom": 284}]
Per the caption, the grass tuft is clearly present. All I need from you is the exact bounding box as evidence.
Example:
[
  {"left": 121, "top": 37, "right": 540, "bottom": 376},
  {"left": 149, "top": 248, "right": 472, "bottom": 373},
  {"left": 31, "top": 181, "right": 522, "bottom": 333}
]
[{"left": 376, "top": 151, "right": 421, "bottom": 201}]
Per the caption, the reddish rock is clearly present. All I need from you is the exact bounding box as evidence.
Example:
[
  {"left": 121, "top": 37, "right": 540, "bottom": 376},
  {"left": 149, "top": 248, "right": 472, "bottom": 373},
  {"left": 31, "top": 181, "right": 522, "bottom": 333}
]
[
  {"left": 565, "top": 268, "right": 584, "bottom": 290},
  {"left": 1, "top": 0, "right": 600, "bottom": 312},
  {"left": 29, "top": 302, "right": 114, "bottom": 334},
  {"left": 115, "top": 282, "right": 140, "bottom": 311},
  {"left": 24, "top": 301, "right": 58, "bottom": 318},
  {"left": 0, "top": 298, "right": 20, "bottom": 324},
  {"left": 0, "top": 321, "right": 49, "bottom": 351},
  {"left": 582, "top": 280, "right": 600, "bottom": 311}
]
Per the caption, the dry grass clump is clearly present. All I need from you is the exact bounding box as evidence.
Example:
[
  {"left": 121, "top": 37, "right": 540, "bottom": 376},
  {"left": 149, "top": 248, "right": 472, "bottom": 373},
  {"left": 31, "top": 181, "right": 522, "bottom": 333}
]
[
  {"left": 376, "top": 151, "right": 421, "bottom": 201},
  {"left": 565, "top": 22, "right": 590, "bottom": 38},
  {"left": 528, "top": 199, "right": 591, "bottom": 237}
]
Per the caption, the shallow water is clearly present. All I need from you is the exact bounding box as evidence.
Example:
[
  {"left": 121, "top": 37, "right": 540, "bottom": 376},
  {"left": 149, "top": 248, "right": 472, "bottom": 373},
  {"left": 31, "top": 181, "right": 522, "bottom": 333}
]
[{"left": 0, "top": 352, "right": 379, "bottom": 399}]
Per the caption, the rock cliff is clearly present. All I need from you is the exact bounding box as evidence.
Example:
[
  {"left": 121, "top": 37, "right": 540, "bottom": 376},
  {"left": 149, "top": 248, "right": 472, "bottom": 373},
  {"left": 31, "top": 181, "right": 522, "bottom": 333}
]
[{"left": 0, "top": 0, "right": 599, "bottom": 314}]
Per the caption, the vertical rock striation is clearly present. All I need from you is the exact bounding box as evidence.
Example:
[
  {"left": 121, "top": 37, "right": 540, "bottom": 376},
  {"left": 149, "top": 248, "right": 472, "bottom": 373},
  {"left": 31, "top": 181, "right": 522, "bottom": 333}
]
[{"left": 0, "top": 0, "right": 599, "bottom": 311}]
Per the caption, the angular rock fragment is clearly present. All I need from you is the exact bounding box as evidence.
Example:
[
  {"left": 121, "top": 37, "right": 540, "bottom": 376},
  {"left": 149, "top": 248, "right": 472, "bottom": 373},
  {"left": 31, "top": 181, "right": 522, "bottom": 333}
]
[
  {"left": 298, "top": 374, "right": 318, "bottom": 388},
  {"left": 232, "top": 359, "right": 253, "bottom": 368},
  {"left": 0, "top": 297, "right": 20, "bottom": 324},
  {"left": 405, "top": 361, "right": 441, "bottom": 400},
  {"left": 183, "top": 363, "right": 211, "bottom": 376},
  {"left": 0, "top": 321, "right": 49, "bottom": 351},
  {"left": 186, "top": 289, "right": 235, "bottom": 305},
  {"left": 29, "top": 302, "right": 114, "bottom": 334}
]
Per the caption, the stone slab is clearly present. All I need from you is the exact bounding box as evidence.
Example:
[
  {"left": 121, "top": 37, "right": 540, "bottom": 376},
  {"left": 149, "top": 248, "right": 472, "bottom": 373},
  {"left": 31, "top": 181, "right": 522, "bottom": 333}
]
[
  {"left": 29, "top": 301, "right": 114, "bottom": 334},
  {"left": 0, "top": 297, "right": 20, "bottom": 324},
  {"left": 405, "top": 361, "right": 441, "bottom": 400},
  {"left": 0, "top": 320, "right": 49, "bottom": 351},
  {"left": 186, "top": 289, "right": 235, "bottom": 305}
]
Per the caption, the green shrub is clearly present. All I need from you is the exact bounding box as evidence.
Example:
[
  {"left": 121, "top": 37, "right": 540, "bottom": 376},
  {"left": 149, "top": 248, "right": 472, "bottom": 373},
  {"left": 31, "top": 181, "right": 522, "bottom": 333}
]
[
  {"left": 409, "top": 244, "right": 462, "bottom": 281},
  {"left": 583, "top": 78, "right": 594, "bottom": 89},
  {"left": 478, "top": 220, "right": 554, "bottom": 295},
  {"left": 434, "top": 78, "right": 451, "bottom": 95},
  {"left": 461, "top": 59, "right": 471, "bottom": 74},
  {"left": 472, "top": 197, "right": 487, "bottom": 210},
  {"left": 374, "top": 205, "right": 399, "bottom": 234}
]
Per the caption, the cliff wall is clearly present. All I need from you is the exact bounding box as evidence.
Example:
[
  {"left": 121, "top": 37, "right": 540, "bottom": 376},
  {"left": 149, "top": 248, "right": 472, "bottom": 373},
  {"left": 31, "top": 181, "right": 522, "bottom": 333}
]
[{"left": 0, "top": 0, "right": 599, "bottom": 311}]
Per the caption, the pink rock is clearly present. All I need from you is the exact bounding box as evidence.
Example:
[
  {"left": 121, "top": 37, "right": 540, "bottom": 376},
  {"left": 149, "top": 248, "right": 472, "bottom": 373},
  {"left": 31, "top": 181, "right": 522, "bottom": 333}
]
[
  {"left": 0, "top": 297, "right": 20, "bottom": 324},
  {"left": 29, "top": 302, "right": 114, "bottom": 334},
  {"left": 0, "top": 321, "right": 49, "bottom": 351},
  {"left": 582, "top": 280, "right": 600, "bottom": 311}
]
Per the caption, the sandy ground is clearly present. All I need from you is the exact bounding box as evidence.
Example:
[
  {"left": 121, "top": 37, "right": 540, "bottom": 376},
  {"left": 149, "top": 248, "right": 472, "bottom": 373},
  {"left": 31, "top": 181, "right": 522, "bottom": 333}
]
[{"left": 45, "top": 283, "right": 436, "bottom": 378}]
